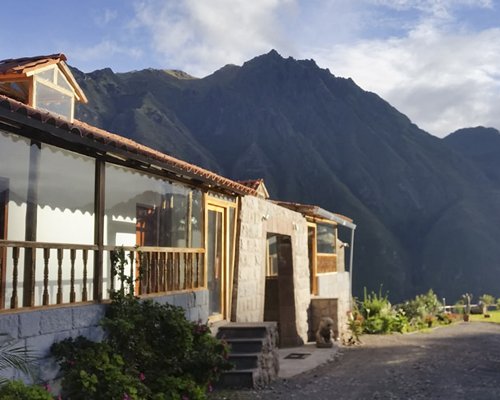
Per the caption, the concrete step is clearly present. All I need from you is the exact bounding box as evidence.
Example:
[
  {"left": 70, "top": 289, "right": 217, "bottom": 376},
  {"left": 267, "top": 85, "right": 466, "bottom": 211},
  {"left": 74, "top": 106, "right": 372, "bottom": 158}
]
[
  {"left": 217, "top": 369, "right": 256, "bottom": 388},
  {"left": 228, "top": 353, "right": 260, "bottom": 370},
  {"left": 225, "top": 338, "right": 265, "bottom": 353},
  {"left": 217, "top": 325, "right": 269, "bottom": 340}
]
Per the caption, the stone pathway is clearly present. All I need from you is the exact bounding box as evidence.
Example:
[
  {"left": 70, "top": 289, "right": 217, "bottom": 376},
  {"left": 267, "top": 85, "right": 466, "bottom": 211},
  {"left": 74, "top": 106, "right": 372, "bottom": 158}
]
[{"left": 210, "top": 322, "right": 500, "bottom": 400}]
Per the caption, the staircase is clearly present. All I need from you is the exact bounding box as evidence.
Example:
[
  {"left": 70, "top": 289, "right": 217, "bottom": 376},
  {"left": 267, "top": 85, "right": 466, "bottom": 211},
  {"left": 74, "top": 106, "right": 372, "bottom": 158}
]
[{"left": 215, "top": 322, "right": 279, "bottom": 388}]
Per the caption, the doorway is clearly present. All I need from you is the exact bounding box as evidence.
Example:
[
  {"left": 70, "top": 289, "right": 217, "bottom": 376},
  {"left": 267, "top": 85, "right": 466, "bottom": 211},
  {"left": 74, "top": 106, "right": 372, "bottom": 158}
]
[{"left": 264, "top": 233, "right": 301, "bottom": 347}]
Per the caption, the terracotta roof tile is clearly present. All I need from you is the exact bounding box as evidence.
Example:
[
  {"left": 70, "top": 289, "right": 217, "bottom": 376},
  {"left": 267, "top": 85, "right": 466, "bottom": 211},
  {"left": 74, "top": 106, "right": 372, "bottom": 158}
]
[
  {"left": 237, "top": 179, "right": 264, "bottom": 191},
  {"left": 0, "top": 93, "right": 257, "bottom": 196},
  {"left": 0, "top": 54, "right": 66, "bottom": 76}
]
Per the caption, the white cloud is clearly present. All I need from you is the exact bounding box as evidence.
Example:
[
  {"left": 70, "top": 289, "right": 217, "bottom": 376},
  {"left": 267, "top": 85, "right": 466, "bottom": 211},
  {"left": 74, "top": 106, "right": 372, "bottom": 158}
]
[
  {"left": 316, "top": 22, "right": 500, "bottom": 136},
  {"left": 94, "top": 9, "right": 118, "bottom": 26},
  {"left": 130, "top": 0, "right": 500, "bottom": 136},
  {"left": 70, "top": 40, "right": 143, "bottom": 64},
  {"left": 133, "top": 0, "right": 298, "bottom": 76}
]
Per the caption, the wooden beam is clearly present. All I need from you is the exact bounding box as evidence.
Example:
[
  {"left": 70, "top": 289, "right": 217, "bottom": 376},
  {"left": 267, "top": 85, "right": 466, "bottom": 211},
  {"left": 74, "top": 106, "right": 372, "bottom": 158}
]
[
  {"left": 23, "top": 140, "right": 41, "bottom": 307},
  {"left": 93, "top": 158, "right": 105, "bottom": 302}
]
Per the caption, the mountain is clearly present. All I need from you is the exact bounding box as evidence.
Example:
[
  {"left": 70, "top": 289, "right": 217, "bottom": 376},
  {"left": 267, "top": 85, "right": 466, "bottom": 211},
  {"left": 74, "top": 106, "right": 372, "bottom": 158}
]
[
  {"left": 74, "top": 51, "right": 500, "bottom": 302},
  {"left": 444, "top": 127, "right": 500, "bottom": 185}
]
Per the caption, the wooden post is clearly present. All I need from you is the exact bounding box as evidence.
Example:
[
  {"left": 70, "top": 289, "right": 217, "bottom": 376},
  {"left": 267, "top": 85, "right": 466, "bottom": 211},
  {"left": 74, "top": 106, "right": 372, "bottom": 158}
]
[
  {"left": 23, "top": 141, "right": 40, "bottom": 307},
  {"left": 94, "top": 159, "right": 105, "bottom": 301}
]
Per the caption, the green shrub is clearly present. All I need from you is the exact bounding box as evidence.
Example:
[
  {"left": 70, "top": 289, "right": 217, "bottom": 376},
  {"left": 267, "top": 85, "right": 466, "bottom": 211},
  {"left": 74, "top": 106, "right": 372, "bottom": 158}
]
[
  {"left": 101, "top": 294, "right": 232, "bottom": 396},
  {"left": 358, "top": 287, "right": 409, "bottom": 334},
  {"left": 0, "top": 380, "right": 53, "bottom": 400},
  {"left": 399, "top": 290, "right": 442, "bottom": 329},
  {"left": 51, "top": 337, "right": 149, "bottom": 400}
]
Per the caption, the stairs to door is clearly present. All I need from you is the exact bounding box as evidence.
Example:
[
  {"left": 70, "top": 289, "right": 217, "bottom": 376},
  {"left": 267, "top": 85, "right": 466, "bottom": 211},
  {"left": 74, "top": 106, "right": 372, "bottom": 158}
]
[{"left": 215, "top": 322, "right": 279, "bottom": 388}]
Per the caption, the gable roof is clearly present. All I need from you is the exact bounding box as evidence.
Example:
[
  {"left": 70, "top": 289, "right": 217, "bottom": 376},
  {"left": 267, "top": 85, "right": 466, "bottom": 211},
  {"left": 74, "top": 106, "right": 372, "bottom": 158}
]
[
  {"left": 237, "top": 178, "right": 270, "bottom": 199},
  {"left": 274, "top": 200, "right": 356, "bottom": 229},
  {"left": 0, "top": 93, "right": 257, "bottom": 197},
  {"left": 0, "top": 54, "right": 87, "bottom": 103}
]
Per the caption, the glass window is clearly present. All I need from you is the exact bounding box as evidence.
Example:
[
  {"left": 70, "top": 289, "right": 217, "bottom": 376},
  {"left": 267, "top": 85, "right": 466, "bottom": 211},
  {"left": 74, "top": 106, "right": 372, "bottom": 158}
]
[
  {"left": 56, "top": 70, "right": 73, "bottom": 92},
  {"left": 35, "top": 68, "right": 55, "bottom": 83},
  {"left": 316, "top": 223, "right": 336, "bottom": 254},
  {"left": 35, "top": 81, "right": 72, "bottom": 120},
  {"left": 105, "top": 164, "right": 203, "bottom": 248},
  {"left": 0, "top": 131, "right": 31, "bottom": 240},
  {"left": 36, "top": 144, "right": 95, "bottom": 244}
]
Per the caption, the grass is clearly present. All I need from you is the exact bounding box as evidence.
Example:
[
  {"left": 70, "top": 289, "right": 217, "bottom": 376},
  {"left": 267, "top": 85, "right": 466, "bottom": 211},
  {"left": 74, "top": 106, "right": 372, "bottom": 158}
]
[{"left": 469, "top": 309, "right": 500, "bottom": 323}]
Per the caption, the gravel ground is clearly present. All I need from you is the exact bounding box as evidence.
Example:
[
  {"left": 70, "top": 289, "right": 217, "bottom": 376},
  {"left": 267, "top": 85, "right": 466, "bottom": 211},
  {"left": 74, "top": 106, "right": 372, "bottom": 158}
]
[{"left": 210, "top": 322, "right": 500, "bottom": 400}]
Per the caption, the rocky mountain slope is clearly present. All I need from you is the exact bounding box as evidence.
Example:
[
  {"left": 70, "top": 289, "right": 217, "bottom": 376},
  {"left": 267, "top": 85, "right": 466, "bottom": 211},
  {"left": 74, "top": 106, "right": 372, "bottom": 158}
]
[{"left": 74, "top": 51, "right": 500, "bottom": 302}]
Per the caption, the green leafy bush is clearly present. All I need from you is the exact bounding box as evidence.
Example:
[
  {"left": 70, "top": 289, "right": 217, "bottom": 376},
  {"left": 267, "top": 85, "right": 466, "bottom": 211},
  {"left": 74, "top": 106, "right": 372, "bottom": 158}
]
[
  {"left": 52, "top": 248, "right": 232, "bottom": 399},
  {"left": 399, "top": 290, "right": 442, "bottom": 330},
  {"left": 358, "top": 288, "right": 408, "bottom": 334},
  {"left": 51, "top": 337, "right": 148, "bottom": 400},
  {"left": 101, "top": 293, "right": 232, "bottom": 396},
  {"left": 0, "top": 380, "right": 53, "bottom": 400}
]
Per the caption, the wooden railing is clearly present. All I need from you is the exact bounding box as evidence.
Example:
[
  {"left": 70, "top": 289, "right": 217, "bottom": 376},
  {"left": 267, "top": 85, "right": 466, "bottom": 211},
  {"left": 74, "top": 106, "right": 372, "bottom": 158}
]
[
  {"left": 0, "top": 240, "right": 206, "bottom": 310},
  {"left": 0, "top": 240, "right": 97, "bottom": 309},
  {"left": 104, "top": 246, "right": 205, "bottom": 298}
]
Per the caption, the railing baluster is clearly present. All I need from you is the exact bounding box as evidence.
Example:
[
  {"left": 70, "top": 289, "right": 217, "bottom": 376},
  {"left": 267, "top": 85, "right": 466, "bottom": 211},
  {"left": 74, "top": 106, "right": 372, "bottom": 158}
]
[
  {"left": 160, "top": 252, "right": 167, "bottom": 292},
  {"left": 153, "top": 252, "right": 158, "bottom": 293},
  {"left": 193, "top": 253, "right": 198, "bottom": 288},
  {"left": 110, "top": 251, "right": 116, "bottom": 293},
  {"left": 70, "top": 249, "right": 76, "bottom": 303},
  {"left": 199, "top": 253, "right": 204, "bottom": 288},
  {"left": 10, "top": 247, "right": 19, "bottom": 309},
  {"left": 167, "top": 252, "right": 172, "bottom": 292},
  {"left": 183, "top": 253, "right": 188, "bottom": 290},
  {"left": 42, "top": 248, "right": 50, "bottom": 306},
  {"left": 57, "top": 248, "right": 63, "bottom": 304},
  {"left": 128, "top": 251, "right": 135, "bottom": 295},
  {"left": 146, "top": 252, "right": 151, "bottom": 294},
  {"left": 177, "top": 253, "right": 180, "bottom": 290},
  {"left": 82, "top": 249, "right": 88, "bottom": 301},
  {"left": 0, "top": 247, "right": 3, "bottom": 309}
]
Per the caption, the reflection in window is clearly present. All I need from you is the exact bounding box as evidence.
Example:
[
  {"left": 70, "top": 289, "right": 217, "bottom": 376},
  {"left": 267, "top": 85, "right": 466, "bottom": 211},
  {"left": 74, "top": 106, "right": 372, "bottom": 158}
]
[
  {"left": 266, "top": 235, "right": 279, "bottom": 276},
  {"left": 35, "top": 81, "right": 72, "bottom": 120},
  {"left": 105, "top": 164, "right": 203, "bottom": 248},
  {"left": 316, "top": 223, "right": 336, "bottom": 254}
]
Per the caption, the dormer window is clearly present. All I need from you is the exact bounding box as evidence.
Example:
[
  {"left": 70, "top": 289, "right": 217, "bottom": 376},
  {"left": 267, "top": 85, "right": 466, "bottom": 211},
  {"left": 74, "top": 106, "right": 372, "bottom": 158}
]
[
  {"left": 33, "top": 66, "right": 74, "bottom": 120},
  {"left": 0, "top": 54, "right": 87, "bottom": 122}
]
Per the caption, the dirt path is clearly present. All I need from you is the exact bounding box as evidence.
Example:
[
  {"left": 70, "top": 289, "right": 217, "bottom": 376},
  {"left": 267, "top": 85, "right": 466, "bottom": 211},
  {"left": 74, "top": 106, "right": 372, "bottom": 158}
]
[{"left": 213, "top": 322, "right": 500, "bottom": 400}]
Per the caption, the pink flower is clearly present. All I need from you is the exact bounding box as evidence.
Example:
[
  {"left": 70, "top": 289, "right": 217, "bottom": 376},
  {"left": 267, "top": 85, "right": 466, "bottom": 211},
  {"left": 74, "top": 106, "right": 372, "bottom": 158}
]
[
  {"left": 123, "top": 394, "right": 131, "bottom": 400},
  {"left": 208, "top": 384, "right": 213, "bottom": 393},
  {"left": 139, "top": 372, "right": 146, "bottom": 381},
  {"left": 182, "top": 395, "right": 189, "bottom": 400},
  {"left": 43, "top": 383, "right": 51, "bottom": 392}
]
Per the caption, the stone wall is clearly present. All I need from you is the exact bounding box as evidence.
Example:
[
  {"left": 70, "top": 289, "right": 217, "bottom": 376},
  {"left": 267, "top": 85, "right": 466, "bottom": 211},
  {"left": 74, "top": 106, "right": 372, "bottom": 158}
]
[
  {"left": 0, "top": 289, "right": 208, "bottom": 383},
  {"left": 315, "top": 271, "right": 351, "bottom": 340},
  {"left": 235, "top": 196, "right": 310, "bottom": 343}
]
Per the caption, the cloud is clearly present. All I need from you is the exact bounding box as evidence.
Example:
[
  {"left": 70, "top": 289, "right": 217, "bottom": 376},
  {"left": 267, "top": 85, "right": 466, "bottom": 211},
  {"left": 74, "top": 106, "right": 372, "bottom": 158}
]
[
  {"left": 133, "top": 0, "right": 298, "bottom": 76},
  {"left": 316, "top": 21, "right": 500, "bottom": 136},
  {"left": 70, "top": 40, "right": 143, "bottom": 66},
  {"left": 131, "top": 0, "right": 500, "bottom": 136},
  {"left": 94, "top": 9, "right": 119, "bottom": 26}
]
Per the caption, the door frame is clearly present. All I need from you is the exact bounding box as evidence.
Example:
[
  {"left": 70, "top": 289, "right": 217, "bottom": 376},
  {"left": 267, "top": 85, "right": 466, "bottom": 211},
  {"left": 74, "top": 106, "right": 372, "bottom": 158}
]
[{"left": 205, "top": 195, "right": 238, "bottom": 322}]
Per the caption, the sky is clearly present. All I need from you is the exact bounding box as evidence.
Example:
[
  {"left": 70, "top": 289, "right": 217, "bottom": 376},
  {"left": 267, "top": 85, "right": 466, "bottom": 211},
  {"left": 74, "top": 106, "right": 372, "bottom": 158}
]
[{"left": 2, "top": 0, "right": 500, "bottom": 137}]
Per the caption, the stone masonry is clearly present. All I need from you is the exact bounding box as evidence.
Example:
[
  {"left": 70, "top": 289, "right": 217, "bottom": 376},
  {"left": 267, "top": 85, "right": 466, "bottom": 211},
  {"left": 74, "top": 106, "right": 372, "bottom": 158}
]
[
  {"left": 0, "top": 289, "right": 209, "bottom": 383},
  {"left": 235, "top": 195, "right": 310, "bottom": 343}
]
